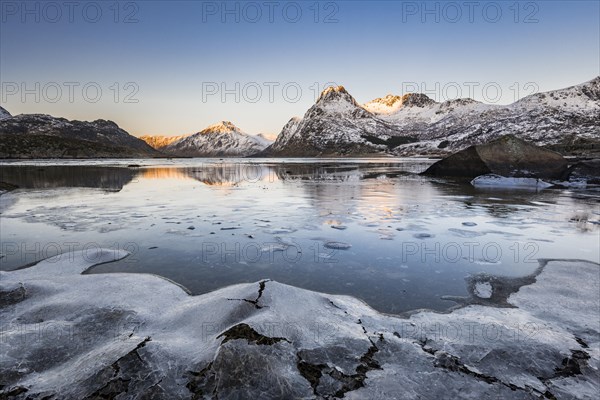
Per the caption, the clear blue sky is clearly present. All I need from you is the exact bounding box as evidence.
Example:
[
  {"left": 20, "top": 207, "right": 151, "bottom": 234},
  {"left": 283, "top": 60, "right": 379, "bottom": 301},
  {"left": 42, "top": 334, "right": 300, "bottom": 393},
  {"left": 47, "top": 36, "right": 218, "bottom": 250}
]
[{"left": 1, "top": 0, "right": 598, "bottom": 137}]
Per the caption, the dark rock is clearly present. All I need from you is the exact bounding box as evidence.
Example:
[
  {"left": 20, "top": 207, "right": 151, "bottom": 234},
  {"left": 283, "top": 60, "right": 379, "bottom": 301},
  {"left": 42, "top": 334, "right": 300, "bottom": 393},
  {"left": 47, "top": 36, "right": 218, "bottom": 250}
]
[
  {"left": 399, "top": 93, "right": 436, "bottom": 107},
  {"left": 422, "top": 135, "right": 568, "bottom": 179},
  {"left": 0, "top": 283, "right": 27, "bottom": 307},
  {"left": 564, "top": 159, "right": 600, "bottom": 183},
  {"left": 437, "top": 140, "right": 450, "bottom": 149},
  {"left": 0, "top": 181, "right": 19, "bottom": 192},
  {"left": 217, "top": 323, "right": 290, "bottom": 346}
]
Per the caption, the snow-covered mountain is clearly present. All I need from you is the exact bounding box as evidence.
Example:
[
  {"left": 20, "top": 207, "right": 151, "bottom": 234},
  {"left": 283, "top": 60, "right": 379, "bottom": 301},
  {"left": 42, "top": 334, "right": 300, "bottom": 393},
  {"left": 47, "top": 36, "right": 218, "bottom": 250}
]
[
  {"left": 0, "top": 106, "right": 11, "bottom": 120},
  {"left": 161, "top": 121, "right": 272, "bottom": 157},
  {"left": 263, "top": 77, "right": 599, "bottom": 157},
  {"left": 0, "top": 113, "right": 158, "bottom": 158},
  {"left": 263, "top": 86, "right": 415, "bottom": 156},
  {"left": 391, "top": 77, "right": 600, "bottom": 155},
  {"left": 139, "top": 134, "right": 190, "bottom": 150}
]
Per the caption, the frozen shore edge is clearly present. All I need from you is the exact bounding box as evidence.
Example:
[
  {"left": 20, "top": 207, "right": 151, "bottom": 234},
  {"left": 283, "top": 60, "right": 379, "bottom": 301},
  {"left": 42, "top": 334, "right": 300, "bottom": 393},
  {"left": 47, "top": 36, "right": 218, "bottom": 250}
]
[{"left": 1, "top": 249, "right": 598, "bottom": 399}]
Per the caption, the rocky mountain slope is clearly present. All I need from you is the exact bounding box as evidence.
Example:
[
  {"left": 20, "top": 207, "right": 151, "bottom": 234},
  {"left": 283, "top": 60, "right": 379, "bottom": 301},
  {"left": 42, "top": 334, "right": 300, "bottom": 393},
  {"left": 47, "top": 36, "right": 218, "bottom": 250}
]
[
  {"left": 0, "top": 111, "right": 159, "bottom": 158},
  {"left": 159, "top": 121, "right": 272, "bottom": 157},
  {"left": 262, "top": 77, "right": 599, "bottom": 157}
]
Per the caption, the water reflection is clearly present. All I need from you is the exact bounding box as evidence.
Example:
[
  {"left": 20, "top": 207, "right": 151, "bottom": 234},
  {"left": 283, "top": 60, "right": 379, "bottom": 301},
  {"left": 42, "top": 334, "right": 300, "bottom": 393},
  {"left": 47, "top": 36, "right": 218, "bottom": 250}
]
[
  {"left": 0, "top": 166, "right": 138, "bottom": 191},
  {"left": 1, "top": 160, "right": 598, "bottom": 314},
  {"left": 0, "top": 162, "right": 426, "bottom": 188}
]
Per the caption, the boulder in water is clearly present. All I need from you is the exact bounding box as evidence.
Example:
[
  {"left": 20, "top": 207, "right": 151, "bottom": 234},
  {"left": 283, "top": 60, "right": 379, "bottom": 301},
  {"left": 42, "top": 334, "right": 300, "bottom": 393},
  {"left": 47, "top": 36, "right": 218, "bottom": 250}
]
[{"left": 423, "top": 135, "right": 568, "bottom": 179}]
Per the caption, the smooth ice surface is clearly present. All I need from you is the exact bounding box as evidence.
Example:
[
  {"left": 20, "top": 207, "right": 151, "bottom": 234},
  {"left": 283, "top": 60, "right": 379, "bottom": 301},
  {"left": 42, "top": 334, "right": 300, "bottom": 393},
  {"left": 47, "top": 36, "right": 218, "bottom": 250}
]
[{"left": 0, "top": 250, "right": 598, "bottom": 399}]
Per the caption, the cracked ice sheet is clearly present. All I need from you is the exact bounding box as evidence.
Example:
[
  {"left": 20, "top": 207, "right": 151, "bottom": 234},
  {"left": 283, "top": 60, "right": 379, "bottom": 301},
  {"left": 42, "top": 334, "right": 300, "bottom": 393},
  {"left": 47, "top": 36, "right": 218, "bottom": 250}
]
[
  {"left": 350, "top": 260, "right": 600, "bottom": 399},
  {"left": 0, "top": 251, "right": 598, "bottom": 399}
]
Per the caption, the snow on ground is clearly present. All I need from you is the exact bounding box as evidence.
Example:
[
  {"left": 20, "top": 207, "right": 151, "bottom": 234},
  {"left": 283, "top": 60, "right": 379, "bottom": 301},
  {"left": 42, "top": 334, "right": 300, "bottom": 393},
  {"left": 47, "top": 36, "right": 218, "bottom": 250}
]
[{"left": 1, "top": 249, "right": 598, "bottom": 399}]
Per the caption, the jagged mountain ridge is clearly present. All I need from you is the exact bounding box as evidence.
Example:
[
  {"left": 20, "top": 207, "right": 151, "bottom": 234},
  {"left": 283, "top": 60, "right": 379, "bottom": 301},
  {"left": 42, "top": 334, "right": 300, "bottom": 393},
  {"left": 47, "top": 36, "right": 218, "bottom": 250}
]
[
  {"left": 0, "top": 112, "right": 158, "bottom": 158},
  {"left": 160, "top": 121, "right": 272, "bottom": 157},
  {"left": 263, "top": 86, "right": 417, "bottom": 156},
  {"left": 262, "top": 77, "right": 599, "bottom": 157}
]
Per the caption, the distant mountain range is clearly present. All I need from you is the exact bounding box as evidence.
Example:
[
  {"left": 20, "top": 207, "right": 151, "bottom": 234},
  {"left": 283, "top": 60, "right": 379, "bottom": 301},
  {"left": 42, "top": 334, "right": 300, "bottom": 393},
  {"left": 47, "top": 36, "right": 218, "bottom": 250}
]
[
  {"left": 141, "top": 121, "right": 272, "bottom": 157},
  {"left": 0, "top": 76, "right": 598, "bottom": 158}
]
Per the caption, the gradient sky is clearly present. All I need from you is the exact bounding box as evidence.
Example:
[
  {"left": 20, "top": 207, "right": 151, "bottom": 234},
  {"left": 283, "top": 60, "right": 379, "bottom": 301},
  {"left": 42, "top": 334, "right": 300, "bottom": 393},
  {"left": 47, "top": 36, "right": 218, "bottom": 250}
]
[{"left": 1, "top": 0, "right": 599, "bottom": 137}]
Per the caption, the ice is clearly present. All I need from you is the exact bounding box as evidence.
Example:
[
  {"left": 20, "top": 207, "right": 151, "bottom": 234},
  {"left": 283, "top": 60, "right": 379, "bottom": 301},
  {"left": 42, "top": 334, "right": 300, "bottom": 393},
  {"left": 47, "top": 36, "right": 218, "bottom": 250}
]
[
  {"left": 448, "top": 228, "right": 485, "bottom": 238},
  {"left": 553, "top": 180, "right": 588, "bottom": 188},
  {"left": 471, "top": 174, "right": 553, "bottom": 189},
  {"left": 1, "top": 252, "right": 598, "bottom": 398},
  {"left": 465, "top": 257, "right": 502, "bottom": 266},
  {"left": 261, "top": 243, "right": 289, "bottom": 253},
  {"left": 264, "top": 227, "right": 297, "bottom": 234},
  {"left": 0, "top": 251, "right": 599, "bottom": 398},
  {"left": 473, "top": 281, "right": 493, "bottom": 298}
]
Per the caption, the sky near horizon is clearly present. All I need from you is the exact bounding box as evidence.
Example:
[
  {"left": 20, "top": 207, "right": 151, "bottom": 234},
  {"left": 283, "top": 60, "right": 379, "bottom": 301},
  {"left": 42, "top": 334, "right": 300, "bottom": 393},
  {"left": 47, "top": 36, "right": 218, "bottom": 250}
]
[{"left": 1, "top": 0, "right": 599, "bottom": 137}]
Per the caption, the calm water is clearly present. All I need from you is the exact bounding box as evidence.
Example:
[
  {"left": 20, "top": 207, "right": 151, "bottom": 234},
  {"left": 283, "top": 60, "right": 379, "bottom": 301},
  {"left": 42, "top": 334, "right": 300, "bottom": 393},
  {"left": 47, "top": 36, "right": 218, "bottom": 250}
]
[{"left": 1, "top": 158, "right": 599, "bottom": 314}]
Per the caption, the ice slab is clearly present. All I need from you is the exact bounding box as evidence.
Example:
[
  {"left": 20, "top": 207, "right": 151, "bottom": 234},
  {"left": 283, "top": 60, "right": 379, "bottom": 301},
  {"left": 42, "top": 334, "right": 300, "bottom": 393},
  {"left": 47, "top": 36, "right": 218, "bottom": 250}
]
[
  {"left": 0, "top": 250, "right": 598, "bottom": 399},
  {"left": 471, "top": 174, "right": 553, "bottom": 189}
]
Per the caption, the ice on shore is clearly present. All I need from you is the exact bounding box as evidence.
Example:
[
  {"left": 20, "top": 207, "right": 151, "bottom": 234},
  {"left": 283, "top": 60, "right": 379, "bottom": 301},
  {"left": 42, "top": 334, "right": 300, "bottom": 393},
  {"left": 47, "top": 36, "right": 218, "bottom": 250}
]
[
  {"left": 0, "top": 249, "right": 598, "bottom": 399},
  {"left": 471, "top": 174, "right": 553, "bottom": 189}
]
